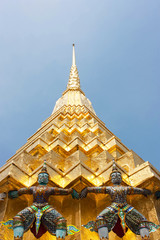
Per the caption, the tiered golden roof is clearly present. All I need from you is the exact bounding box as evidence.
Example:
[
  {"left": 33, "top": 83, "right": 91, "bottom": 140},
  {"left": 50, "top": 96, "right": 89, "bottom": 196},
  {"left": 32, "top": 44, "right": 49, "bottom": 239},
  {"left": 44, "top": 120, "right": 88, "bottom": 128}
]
[{"left": 0, "top": 45, "right": 159, "bottom": 240}]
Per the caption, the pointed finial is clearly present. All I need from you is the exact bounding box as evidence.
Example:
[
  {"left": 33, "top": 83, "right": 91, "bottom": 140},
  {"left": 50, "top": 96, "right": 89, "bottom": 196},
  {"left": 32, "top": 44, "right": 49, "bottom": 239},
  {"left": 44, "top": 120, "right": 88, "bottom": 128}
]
[
  {"left": 52, "top": 44, "right": 96, "bottom": 115},
  {"left": 39, "top": 160, "right": 49, "bottom": 175},
  {"left": 110, "top": 159, "right": 121, "bottom": 176},
  {"left": 66, "top": 44, "right": 81, "bottom": 90},
  {"left": 72, "top": 43, "right": 76, "bottom": 66},
  {"left": 112, "top": 159, "right": 117, "bottom": 172}
]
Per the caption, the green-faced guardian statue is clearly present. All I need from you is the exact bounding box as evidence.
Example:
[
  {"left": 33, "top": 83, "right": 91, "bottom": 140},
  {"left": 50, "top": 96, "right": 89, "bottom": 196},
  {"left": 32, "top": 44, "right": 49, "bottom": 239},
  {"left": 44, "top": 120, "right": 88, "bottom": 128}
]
[
  {"left": 6, "top": 161, "right": 79, "bottom": 240},
  {"left": 80, "top": 160, "right": 159, "bottom": 240}
]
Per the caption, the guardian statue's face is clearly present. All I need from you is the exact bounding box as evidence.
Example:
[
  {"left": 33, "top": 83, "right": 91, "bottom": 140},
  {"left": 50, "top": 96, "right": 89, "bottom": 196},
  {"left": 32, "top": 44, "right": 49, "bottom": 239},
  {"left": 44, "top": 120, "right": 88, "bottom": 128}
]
[
  {"left": 38, "top": 173, "right": 49, "bottom": 185},
  {"left": 111, "top": 172, "right": 122, "bottom": 185}
]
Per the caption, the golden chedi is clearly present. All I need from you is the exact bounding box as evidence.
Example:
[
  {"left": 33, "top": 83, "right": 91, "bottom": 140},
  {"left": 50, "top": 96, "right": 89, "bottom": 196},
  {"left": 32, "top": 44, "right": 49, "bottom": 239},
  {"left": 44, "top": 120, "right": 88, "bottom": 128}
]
[{"left": 0, "top": 45, "right": 160, "bottom": 240}]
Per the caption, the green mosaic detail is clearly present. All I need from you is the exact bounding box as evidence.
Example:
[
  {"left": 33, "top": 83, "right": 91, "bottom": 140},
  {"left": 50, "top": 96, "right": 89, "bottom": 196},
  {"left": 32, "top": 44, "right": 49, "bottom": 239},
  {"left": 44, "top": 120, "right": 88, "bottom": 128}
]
[
  {"left": 119, "top": 209, "right": 125, "bottom": 230},
  {"left": 30, "top": 205, "right": 51, "bottom": 234}
]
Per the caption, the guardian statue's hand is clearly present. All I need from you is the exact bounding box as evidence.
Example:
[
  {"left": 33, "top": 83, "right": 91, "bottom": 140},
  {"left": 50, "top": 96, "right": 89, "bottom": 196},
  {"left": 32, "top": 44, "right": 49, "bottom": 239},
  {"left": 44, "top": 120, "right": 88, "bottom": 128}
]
[
  {"left": 80, "top": 188, "right": 88, "bottom": 199},
  {"left": 71, "top": 189, "right": 79, "bottom": 199},
  {"left": 8, "top": 190, "right": 19, "bottom": 199},
  {"left": 0, "top": 192, "right": 6, "bottom": 201},
  {"left": 155, "top": 191, "right": 160, "bottom": 199},
  {"left": 143, "top": 189, "right": 152, "bottom": 197}
]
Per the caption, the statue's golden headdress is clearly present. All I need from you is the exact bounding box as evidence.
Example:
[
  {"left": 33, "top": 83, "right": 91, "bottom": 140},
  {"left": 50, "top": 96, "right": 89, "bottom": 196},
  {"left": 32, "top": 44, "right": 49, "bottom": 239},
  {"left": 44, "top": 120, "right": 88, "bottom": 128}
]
[
  {"left": 110, "top": 159, "right": 121, "bottom": 177},
  {"left": 38, "top": 160, "right": 49, "bottom": 175}
]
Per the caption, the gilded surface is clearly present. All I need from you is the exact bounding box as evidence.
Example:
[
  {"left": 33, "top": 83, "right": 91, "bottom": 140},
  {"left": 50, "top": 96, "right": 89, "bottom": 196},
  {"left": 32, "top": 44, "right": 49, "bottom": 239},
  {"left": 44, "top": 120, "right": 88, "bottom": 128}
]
[{"left": 0, "top": 45, "right": 160, "bottom": 239}]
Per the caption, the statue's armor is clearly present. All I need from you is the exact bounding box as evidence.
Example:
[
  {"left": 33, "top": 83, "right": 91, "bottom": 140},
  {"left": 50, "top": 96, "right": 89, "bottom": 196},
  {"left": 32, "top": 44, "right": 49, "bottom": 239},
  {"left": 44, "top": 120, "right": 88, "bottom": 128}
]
[
  {"left": 18, "top": 186, "right": 71, "bottom": 207},
  {"left": 32, "top": 186, "right": 50, "bottom": 204},
  {"left": 108, "top": 186, "right": 129, "bottom": 205}
]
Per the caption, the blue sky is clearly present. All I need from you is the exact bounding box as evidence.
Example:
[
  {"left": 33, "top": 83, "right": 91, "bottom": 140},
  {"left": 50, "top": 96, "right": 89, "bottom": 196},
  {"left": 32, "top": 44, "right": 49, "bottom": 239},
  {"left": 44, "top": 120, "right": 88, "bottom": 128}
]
[{"left": 0, "top": 0, "right": 160, "bottom": 170}]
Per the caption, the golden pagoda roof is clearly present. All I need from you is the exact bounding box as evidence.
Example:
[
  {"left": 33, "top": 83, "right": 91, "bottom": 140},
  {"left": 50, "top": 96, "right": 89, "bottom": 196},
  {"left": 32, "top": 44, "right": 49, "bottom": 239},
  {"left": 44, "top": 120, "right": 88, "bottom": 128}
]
[
  {"left": 52, "top": 44, "right": 96, "bottom": 115},
  {"left": 0, "top": 44, "right": 160, "bottom": 190}
]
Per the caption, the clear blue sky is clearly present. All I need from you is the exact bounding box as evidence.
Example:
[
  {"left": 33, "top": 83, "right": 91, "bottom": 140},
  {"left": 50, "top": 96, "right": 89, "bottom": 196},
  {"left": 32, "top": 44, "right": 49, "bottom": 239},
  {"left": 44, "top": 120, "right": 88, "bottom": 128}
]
[{"left": 0, "top": 1, "right": 160, "bottom": 171}]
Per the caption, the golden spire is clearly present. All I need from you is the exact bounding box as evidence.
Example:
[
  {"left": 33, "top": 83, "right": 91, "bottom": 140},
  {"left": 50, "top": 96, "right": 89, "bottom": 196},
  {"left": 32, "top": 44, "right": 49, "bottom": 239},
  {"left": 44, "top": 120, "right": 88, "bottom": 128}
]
[
  {"left": 52, "top": 44, "right": 96, "bottom": 115},
  {"left": 67, "top": 44, "right": 81, "bottom": 90}
]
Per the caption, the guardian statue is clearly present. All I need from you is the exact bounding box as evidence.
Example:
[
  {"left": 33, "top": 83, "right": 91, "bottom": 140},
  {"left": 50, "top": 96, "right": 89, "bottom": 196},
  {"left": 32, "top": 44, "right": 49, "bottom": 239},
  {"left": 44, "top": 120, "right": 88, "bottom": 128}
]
[
  {"left": 80, "top": 160, "right": 159, "bottom": 240},
  {"left": 5, "top": 161, "right": 79, "bottom": 240}
]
